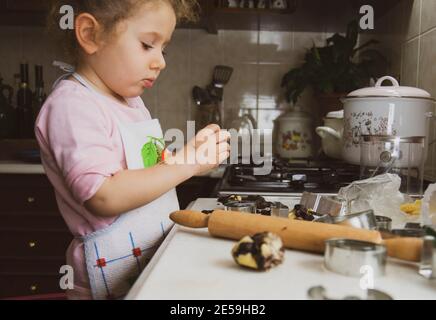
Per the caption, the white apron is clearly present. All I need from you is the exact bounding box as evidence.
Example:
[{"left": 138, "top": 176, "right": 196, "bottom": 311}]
[{"left": 56, "top": 71, "right": 179, "bottom": 300}]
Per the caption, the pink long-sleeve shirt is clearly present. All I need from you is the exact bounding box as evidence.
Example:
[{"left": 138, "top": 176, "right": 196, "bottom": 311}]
[{"left": 35, "top": 79, "right": 152, "bottom": 300}]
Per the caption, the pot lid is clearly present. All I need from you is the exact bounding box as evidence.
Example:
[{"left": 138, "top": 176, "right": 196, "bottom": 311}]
[
  {"left": 326, "top": 110, "right": 344, "bottom": 119},
  {"left": 276, "top": 106, "right": 313, "bottom": 121},
  {"left": 347, "top": 76, "right": 433, "bottom": 99}
]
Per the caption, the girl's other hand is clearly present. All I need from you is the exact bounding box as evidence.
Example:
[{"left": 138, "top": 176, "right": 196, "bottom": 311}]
[{"left": 165, "top": 124, "right": 231, "bottom": 176}]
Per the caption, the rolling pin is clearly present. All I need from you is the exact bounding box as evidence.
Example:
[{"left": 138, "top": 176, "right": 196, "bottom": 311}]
[{"left": 170, "top": 210, "right": 423, "bottom": 262}]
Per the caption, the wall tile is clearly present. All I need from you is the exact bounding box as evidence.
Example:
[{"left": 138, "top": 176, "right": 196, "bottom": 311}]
[
  {"left": 421, "top": 0, "right": 436, "bottom": 34},
  {"left": 401, "top": 38, "right": 420, "bottom": 86},
  {"left": 157, "top": 29, "right": 192, "bottom": 121},
  {"left": 224, "top": 62, "right": 258, "bottom": 113},
  {"left": 258, "top": 63, "right": 294, "bottom": 110},
  {"left": 418, "top": 29, "right": 436, "bottom": 98},
  {"left": 257, "top": 108, "right": 282, "bottom": 130},
  {"left": 389, "top": 0, "right": 407, "bottom": 42},
  {"left": 0, "top": 26, "right": 23, "bottom": 86},
  {"left": 221, "top": 30, "right": 258, "bottom": 65},
  {"left": 404, "top": 0, "right": 422, "bottom": 41},
  {"left": 141, "top": 87, "right": 158, "bottom": 117},
  {"left": 258, "top": 31, "right": 293, "bottom": 63},
  {"left": 190, "top": 29, "right": 224, "bottom": 88},
  {"left": 292, "top": 31, "right": 326, "bottom": 64},
  {"left": 157, "top": 104, "right": 190, "bottom": 137}
]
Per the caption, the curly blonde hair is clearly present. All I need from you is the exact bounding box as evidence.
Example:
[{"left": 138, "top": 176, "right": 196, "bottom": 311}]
[{"left": 48, "top": 0, "right": 199, "bottom": 63}]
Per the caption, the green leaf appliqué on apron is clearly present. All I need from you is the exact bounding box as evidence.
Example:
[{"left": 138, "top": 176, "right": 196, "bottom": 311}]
[{"left": 141, "top": 136, "right": 165, "bottom": 168}]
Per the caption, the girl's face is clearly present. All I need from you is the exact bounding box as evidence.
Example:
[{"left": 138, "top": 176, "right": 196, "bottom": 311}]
[{"left": 91, "top": 1, "right": 177, "bottom": 98}]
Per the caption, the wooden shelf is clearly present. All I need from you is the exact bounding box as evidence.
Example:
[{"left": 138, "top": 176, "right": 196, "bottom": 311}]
[
  {"left": 0, "top": 0, "right": 403, "bottom": 32},
  {"left": 213, "top": 7, "right": 297, "bottom": 15}
]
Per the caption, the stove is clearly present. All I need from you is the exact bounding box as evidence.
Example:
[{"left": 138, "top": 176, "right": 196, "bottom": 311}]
[{"left": 218, "top": 158, "right": 361, "bottom": 197}]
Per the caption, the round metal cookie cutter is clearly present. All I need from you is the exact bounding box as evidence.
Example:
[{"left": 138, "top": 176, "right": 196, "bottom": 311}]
[
  {"left": 375, "top": 216, "right": 393, "bottom": 232},
  {"left": 324, "top": 239, "right": 387, "bottom": 277}
]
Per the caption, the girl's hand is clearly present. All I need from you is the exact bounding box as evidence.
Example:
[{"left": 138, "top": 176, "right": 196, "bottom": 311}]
[{"left": 165, "top": 124, "right": 231, "bottom": 176}]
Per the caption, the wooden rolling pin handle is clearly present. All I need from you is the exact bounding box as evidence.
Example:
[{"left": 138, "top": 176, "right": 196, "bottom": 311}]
[
  {"left": 170, "top": 210, "right": 209, "bottom": 228},
  {"left": 171, "top": 210, "right": 424, "bottom": 263},
  {"left": 383, "top": 237, "right": 423, "bottom": 262}
]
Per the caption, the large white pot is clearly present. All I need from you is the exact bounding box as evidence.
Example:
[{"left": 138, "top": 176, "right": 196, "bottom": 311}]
[{"left": 341, "top": 76, "right": 435, "bottom": 166}]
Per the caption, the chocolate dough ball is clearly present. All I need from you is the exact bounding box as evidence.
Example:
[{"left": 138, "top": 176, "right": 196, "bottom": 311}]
[{"left": 231, "top": 232, "right": 285, "bottom": 271}]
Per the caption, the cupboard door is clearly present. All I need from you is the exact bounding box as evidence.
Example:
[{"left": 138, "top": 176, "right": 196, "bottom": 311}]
[
  {"left": 0, "top": 187, "right": 59, "bottom": 213},
  {"left": 0, "top": 257, "right": 66, "bottom": 274},
  {"left": 0, "top": 230, "right": 72, "bottom": 258},
  {"left": 1, "top": 214, "right": 69, "bottom": 230},
  {"left": 5, "top": 0, "right": 48, "bottom": 12},
  {"left": 0, "top": 274, "right": 65, "bottom": 299}
]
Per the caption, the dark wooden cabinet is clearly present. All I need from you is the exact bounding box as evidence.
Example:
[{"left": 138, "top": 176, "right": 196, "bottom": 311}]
[
  {"left": 205, "top": 0, "right": 403, "bottom": 33},
  {"left": 0, "top": 174, "right": 72, "bottom": 299},
  {"left": 4, "top": 0, "right": 48, "bottom": 11},
  {"left": 0, "top": 172, "right": 218, "bottom": 298},
  {"left": 0, "top": 0, "right": 48, "bottom": 26},
  {"left": 0, "top": 0, "right": 402, "bottom": 31}
]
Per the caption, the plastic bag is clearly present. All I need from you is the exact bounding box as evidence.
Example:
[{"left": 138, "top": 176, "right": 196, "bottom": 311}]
[
  {"left": 422, "top": 183, "right": 436, "bottom": 226},
  {"left": 337, "top": 173, "right": 419, "bottom": 229}
]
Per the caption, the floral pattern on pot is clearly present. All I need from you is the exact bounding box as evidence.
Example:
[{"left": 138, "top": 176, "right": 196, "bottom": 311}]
[
  {"left": 281, "top": 130, "right": 312, "bottom": 152},
  {"left": 344, "top": 112, "right": 397, "bottom": 148}
]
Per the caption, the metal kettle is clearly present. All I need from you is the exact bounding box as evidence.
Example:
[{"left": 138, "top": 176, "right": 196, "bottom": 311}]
[{"left": 229, "top": 113, "right": 258, "bottom": 160}]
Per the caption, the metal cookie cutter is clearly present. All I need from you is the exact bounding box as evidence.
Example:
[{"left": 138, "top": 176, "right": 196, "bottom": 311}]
[
  {"left": 271, "top": 202, "right": 290, "bottom": 218},
  {"left": 315, "top": 209, "right": 378, "bottom": 230},
  {"left": 308, "top": 286, "right": 393, "bottom": 301},
  {"left": 224, "top": 202, "right": 256, "bottom": 213},
  {"left": 420, "top": 236, "right": 436, "bottom": 279},
  {"left": 375, "top": 216, "right": 393, "bottom": 232},
  {"left": 324, "top": 239, "right": 387, "bottom": 277}
]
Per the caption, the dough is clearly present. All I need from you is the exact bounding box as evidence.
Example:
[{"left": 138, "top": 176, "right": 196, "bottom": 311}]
[{"left": 231, "top": 232, "right": 285, "bottom": 271}]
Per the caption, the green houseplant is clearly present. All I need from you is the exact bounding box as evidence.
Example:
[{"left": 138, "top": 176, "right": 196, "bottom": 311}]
[{"left": 281, "top": 20, "right": 388, "bottom": 114}]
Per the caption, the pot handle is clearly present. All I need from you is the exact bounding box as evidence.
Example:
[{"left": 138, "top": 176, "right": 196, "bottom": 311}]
[
  {"left": 316, "top": 127, "right": 341, "bottom": 140},
  {"left": 375, "top": 76, "right": 400, "bottom": 88}
]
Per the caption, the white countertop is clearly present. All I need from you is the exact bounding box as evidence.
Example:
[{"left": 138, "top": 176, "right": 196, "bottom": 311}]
[
  {"left": 0, "top": 161, "right": 226, "bottom": 178},
  {"left": 0, "top": 162, "right": 45, "bottom": 174},
  {"left": 126, "top": 198, "right": 436, "bottom": 300}
]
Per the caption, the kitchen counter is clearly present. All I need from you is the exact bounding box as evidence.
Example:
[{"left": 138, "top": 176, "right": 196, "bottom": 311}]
[
  {"left": 126, "top": 198, "right": 436, "bottom": 300},
  {"left": 0, "top": 161, "right": 45, "bottom": 174},
  {"left": 0, "top": 161, "right": 227, "bottom": 178}
]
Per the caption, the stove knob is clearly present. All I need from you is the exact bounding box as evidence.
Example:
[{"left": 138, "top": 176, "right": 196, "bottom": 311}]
[{"left": 292, "top": 174, "right": 307, "bottom": 182}]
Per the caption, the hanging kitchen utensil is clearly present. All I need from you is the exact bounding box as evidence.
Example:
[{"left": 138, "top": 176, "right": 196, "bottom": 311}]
[
  {"left": 207, "top": 65, "right": 234, "bottom": 102},
  {"left": 192, "top": 86, "right": 212, "bottom": 106},
  {"left": 207, "top": 65, "right": 233, "bottom": 127}
]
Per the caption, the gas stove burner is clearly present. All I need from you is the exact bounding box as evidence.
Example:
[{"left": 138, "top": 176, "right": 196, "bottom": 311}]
[
  {"left": 218, "top": 159, "right": 361, "bottom": 196},
  {"left": 304, "top": 183, "right": 320, "bottom": 189}
]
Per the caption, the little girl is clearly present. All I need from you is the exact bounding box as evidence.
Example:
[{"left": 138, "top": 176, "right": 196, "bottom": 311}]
[{"left": 36, "top": 0, "right": 230, "bottom": 300}]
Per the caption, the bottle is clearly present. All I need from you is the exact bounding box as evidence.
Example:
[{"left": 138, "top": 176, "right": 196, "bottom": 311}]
[
  {"left": 32, "top": 65, "right": 46, "bottom": 123},
  {"left": 16, "top": 63, "right": 34, "bottom": 139},
  {"left": 0, "top": 75, "right": 15, "bottom": 139}
]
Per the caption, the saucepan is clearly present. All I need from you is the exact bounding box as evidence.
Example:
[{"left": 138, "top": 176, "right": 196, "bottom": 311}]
[{"left": 316, "top": 76, "right": 435, "bottom": 165}]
